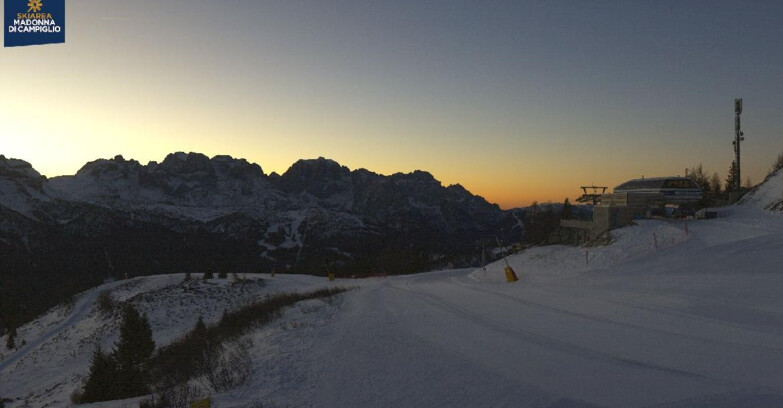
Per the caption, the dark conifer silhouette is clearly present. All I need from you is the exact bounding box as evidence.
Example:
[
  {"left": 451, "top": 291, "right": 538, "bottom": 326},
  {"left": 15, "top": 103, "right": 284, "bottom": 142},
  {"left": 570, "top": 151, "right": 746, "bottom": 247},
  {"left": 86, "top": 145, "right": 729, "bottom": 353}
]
[
  {"left": 726, "top": 160, "right": 739, "bottom": 193},
  {"left": 5, "top": 327, "right": 16, "bottom": 350},
  {"left": 114, "top": 305, "right": 155, "bottom": 398},
  {"left": 80, "top": 348, "right": 118, "bottom": 402},
  {"left": 78, "top": 304, "right": 155, "bottom": 402}
]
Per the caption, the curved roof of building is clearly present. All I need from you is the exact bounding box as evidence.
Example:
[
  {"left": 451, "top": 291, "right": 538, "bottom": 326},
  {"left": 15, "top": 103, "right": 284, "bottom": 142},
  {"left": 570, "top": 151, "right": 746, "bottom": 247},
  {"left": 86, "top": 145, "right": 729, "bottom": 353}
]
[{"left": 614, "top": 177, "right": 700, "bottom": 192}]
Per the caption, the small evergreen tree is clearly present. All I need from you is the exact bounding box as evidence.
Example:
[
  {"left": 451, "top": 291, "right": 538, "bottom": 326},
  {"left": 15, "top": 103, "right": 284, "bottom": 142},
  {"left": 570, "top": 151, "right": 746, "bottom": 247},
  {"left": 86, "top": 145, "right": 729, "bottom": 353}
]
[
  {"left": 5, "top": 327, "right": 16, "bottom": 350},
  {"left": 80, "top": 348, "right": 118, "bottom": 403},
  {"left": 184, "top": 272, "right": 191, "bottom": 281},
  {"left": 688, "top": 164, "right": 710, "bottom": 192},
  {"left": 217, "top": 270, "right": 228, "bottom": 279},
  {"left": 709, "top": 172, "right": 722, "bottom": 195},
  {"left": 203, "top": 270, "right": 214, "bottom": 280},
  {"left": 528, "top": 201, "right": 538, "bottom": 223},
  {"left": 725, "top": 160, "right": 739, "bottom": 193},
  {"left": 191, "top": 316, "right": 210, "bottom": 356},
  {"left": 193, "top": 316, "right": 207, "bottom": 337},
  {"left": 113, "top": 305, "right": 155, "bottom": 398}
]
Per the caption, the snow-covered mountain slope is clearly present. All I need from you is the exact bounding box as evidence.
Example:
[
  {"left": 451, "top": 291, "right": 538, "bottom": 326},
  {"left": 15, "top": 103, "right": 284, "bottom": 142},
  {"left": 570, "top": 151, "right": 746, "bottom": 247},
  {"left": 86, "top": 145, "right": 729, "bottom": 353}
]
[
  {"left": 3, "top": 161, "right": 783, "bottom": 408},
  {"left": 46, "top": 153, "right": 283, "bottom": 221},
  {"left": 2, "top": 152, "right": 519, "bottom": 268},
  {"left": 0, "top": 152, "right": 523, "bottom": 330},
  {"left": 0, "top": 155, "right": 52, "bottom": 221},
  {"left": 40, "top": 153, "right": 508, "bottom": 231},
  {"left": 739, "top": 168, "right": 783, "bottom": 211},
  {"left": 3, "top": 205, "right": 783, "bottom": 408},
  {"left": 0, "top": 274, "right": 340, "bottom": 408}
]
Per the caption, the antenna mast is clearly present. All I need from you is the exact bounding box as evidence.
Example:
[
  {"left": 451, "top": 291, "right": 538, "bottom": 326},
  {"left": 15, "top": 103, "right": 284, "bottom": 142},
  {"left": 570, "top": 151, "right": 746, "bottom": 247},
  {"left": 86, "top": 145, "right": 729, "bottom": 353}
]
[{"left": 733, "top": 98, "right": 744, "bottom": 192}]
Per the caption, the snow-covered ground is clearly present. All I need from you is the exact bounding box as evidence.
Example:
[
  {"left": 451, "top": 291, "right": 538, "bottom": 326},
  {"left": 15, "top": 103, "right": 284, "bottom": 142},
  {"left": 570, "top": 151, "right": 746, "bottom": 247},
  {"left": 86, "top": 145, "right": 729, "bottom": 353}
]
[
  {"left": 3, "top": 203, "right": 783, "bottom": 407},
  {"left": 740, "top": 168, "right": 783, "bottom": 211}
]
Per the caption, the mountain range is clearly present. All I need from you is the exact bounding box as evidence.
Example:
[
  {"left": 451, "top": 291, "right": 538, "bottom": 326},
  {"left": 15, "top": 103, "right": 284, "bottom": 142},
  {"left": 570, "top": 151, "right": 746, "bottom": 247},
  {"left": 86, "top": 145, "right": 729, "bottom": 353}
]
[{"left": 0, "top": 152, "right": 523, "bottom": 327}]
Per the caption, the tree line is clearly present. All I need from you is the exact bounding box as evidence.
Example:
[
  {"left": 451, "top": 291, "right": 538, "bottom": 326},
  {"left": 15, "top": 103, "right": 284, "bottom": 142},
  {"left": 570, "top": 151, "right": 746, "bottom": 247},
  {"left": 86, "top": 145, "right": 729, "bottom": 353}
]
[{"left": 73, "top": 286, "right": 349, "bottom": 407}]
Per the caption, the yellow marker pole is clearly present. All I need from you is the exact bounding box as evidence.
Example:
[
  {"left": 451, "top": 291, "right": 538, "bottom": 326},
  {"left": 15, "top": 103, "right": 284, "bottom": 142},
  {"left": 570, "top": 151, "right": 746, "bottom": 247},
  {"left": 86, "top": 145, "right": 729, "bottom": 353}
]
[
  {"left": 504, "top": 266, "right": 519, "bottom": 282},
  {"left": 497, "top": 237, "right": 519, "bottom": 283}
]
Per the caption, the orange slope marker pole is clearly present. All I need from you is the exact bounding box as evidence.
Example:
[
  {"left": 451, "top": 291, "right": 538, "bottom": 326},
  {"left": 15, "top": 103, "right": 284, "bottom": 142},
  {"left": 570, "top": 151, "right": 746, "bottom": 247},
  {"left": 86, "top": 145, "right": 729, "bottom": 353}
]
[{"left": 496, "top": 237, "right": 519, "bottom": 283}]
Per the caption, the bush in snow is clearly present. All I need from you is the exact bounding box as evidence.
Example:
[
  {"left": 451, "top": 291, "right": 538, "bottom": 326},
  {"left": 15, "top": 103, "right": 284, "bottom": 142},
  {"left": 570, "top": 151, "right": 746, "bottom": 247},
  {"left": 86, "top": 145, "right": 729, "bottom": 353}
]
[
  {"left": 95, "top": 290, "right": 116, "bottom": 316},
  {"left": 140, "top": 382, "right": 204, "bottom": 408},
  {"left": 198, "top": 339, "right": 253, "bottom": 392},
  {"left": 148, "top": 288, "right": 349, "bottom": 395}
]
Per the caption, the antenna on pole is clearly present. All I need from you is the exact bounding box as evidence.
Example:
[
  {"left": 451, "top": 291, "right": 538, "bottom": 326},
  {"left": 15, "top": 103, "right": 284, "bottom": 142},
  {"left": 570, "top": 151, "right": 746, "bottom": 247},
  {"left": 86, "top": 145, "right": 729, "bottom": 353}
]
[{"left": 733, "top": 98, "right": 744, "bottom": 192}]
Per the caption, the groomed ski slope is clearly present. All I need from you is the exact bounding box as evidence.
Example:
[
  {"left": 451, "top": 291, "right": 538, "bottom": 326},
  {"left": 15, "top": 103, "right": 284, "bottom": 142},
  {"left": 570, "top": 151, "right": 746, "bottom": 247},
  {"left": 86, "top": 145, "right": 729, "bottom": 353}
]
[
  {"left": 222, "top": 207, "right": 783, "bottom": 408},
  {"left": 2, "top": 208, "right": 783, "bottom": 408}
]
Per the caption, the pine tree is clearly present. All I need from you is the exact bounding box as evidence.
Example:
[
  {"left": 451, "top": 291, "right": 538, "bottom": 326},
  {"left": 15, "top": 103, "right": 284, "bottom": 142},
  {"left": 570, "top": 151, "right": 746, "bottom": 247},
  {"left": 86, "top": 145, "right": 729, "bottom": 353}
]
[
  {"left": 113, "top": 305, "right": 155, "bottom": 398},
  {"left": 193, "top": 316, "right": 207, "bottom": 337},
  {"left": 528, "top": 201, "right": 538, "bottom": 223},
  {"left": 191, "top": 316, "right": 210, "bottom": 357},
  {"left": 725, "top": 161, "right": 739, "bottom": 193},
  {"left": 688, "top": 164, "right": 710, "bottom": 192},
  {"left": 5, "top": 327, "right": 16, "bottom": 350},
  {"left": 80, "top": 348, "right": 119, "bottom": 402},
  {"left": 709, "top": 172, "right": 722, "bottom": 195}
]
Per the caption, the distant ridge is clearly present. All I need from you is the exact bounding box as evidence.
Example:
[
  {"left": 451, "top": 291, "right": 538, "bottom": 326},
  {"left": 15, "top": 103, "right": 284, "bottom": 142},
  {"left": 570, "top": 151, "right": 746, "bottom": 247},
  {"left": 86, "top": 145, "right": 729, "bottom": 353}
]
[{"left": 0, "top": 152, "right": 523, "bottom": 327}]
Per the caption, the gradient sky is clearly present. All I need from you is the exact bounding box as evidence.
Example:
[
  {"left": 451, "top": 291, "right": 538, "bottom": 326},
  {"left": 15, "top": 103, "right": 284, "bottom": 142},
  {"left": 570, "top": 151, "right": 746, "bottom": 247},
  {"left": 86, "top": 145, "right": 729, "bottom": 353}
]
[{"left": 2, "top": 0, "right": 782, "bottom": 208}]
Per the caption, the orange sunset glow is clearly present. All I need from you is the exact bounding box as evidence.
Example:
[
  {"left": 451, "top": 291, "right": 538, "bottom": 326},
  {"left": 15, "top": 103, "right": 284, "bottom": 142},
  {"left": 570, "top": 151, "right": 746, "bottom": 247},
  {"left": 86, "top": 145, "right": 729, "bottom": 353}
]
[{"left": 2, "top": 1, "right": 782, "bottom": 208}]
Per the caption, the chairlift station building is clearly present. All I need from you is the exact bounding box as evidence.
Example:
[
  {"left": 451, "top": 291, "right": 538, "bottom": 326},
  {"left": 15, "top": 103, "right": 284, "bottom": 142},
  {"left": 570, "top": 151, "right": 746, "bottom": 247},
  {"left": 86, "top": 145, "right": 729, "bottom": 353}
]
[{"left": 560, "top": 177, "right": 702, "bottom": 245}]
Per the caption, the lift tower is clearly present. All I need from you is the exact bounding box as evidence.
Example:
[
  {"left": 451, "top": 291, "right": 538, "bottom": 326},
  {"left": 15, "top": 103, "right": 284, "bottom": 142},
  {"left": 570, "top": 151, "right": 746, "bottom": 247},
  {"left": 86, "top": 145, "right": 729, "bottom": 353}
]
[{"left": 733, "top": 98, "right": 744, "bottom": 192}]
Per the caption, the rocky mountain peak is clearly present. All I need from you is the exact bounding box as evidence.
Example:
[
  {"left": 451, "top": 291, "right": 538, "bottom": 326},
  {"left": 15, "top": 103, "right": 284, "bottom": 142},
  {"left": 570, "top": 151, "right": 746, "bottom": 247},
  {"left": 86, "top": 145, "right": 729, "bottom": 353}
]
[
  {"left": 278, "top": 157, "right": 353, "bottom": 201},
  {"left": 0, "top": 155, "right": 44, "bottom": 181},
  {"left": 0, "top": 155, "right": 49, "bottom": 219},
  {"left": 158, "top": 152, "right": 212, "bottom": 175},
  {"left": 75, "top": 155, "right": 143, "bottom": 179}
]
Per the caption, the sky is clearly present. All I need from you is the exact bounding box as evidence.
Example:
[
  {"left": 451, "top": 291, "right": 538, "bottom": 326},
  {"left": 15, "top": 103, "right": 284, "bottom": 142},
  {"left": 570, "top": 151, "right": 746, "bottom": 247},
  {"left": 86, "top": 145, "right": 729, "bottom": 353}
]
[{"left": 2, "top": 0, "right": 782, "bottom": 208}]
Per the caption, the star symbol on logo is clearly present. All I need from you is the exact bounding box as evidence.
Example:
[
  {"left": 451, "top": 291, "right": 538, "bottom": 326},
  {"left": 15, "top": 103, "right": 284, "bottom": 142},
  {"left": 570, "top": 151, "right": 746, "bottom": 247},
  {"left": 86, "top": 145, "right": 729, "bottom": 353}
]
[{"left": 27, "top": 0, "right": 43, "bottom": 12}]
